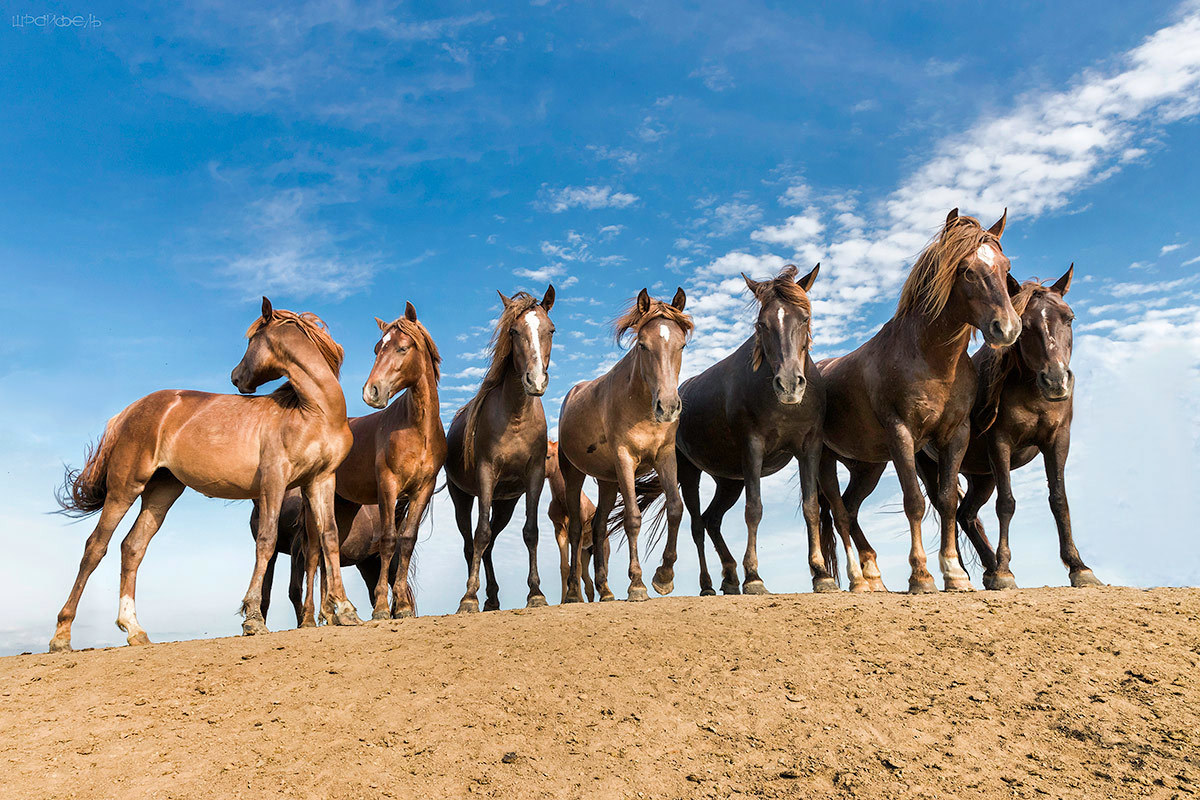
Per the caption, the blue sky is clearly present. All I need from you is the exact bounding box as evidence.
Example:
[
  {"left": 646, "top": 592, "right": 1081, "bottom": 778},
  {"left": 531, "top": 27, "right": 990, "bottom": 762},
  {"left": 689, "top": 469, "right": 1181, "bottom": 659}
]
[{"left": 2, "top": 1, "right": 1198, "bottom": 654}]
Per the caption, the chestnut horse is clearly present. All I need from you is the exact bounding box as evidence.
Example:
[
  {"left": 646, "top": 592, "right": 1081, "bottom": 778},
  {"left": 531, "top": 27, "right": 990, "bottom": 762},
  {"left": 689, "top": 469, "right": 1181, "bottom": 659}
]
[
  {"left": 446, "top": 287, "right": 556, "bottom": 613},
  {"left": 53, "top": 298, "right": 360, "bottom": 651},
  {"left": 333, "top": 302, "right": 445, "bottom": 620},
  {"left": 558, "top": 288, "right": 692, "bottom": 603},
  {"left": 916, "top": 265, "right": 1101, "bottom": 590},
  {"left": 546, "top": 440, "right": 597, "bottom": 602},
  {"left": 818, "top": 209, "right": 1022, "bottom": 593},
  {"left": 620, "top": 265, "right": 838, "bottom": 596}
]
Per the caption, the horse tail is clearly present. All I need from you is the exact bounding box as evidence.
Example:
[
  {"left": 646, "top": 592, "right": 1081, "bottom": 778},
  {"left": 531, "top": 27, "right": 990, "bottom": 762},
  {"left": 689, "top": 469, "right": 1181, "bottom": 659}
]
[
  {"left": 606, "top": 472, "right": 670, "bottom": 552},
  {"left": 818, "top": 491, "right": 840, "bottom": 587},
  {"left": 56, "top": 422, "right": 118, "bottom": 517}
]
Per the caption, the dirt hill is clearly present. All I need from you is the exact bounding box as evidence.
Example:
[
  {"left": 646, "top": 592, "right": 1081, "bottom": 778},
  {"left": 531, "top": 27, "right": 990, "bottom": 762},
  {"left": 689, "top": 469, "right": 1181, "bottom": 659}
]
[{"left": 2, "top": 587, "right": 1198, "bottom": 799}]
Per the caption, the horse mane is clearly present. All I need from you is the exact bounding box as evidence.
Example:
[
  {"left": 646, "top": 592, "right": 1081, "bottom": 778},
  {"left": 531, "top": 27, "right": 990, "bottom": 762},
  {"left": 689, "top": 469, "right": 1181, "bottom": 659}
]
[
  {"left": 458, "top": 292, "right": 542, "bottom": 469},
  {"left": 973, "top": 281, "right": 1043, "bottom": 432},
  {"left": 612, "top": 297, "right": 694, "bottom": 344},
  {"left": 897, "top": 214, "right": 1000, "bottom": 319},
  {"left": 747, "top": 264, "right": 812, "bottom": 371},
  {"left": 245, "top": 309, "right": 344, "bottom": 408},
  {"left": 378, "top": 316, "right": 442, "bottom": 382}
]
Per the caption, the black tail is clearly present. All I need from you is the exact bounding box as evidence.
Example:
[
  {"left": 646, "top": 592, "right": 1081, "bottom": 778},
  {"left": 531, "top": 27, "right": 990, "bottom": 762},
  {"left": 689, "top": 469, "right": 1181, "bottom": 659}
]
[
  {"left": 55, "top": 430, "right": 115, "bottom": 517},
  {"left": 606, "top": 472, "right": 670, "bottom": 554},
  {"left": 817, "top": 491, "right": 841, "bottom": 586}
]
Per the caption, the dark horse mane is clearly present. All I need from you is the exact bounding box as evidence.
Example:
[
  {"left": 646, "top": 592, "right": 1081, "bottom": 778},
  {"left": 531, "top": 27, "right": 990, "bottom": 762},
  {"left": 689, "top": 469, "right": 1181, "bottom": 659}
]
[
  {"left": 746, "top": 264, "right": 812, "bottom": 371},
  {"left": 972, "top": 280, "right": 1043, "bottom": 432},
  {"left": 897, "top": 213, "right": 1002, "bottom": 320},
  {"left": 612, "top": 297, "right": 694, "bottom": 343},
  {"left": 457, "top": 292, "right": 541, "bottom": 469},
  {"left": 245, "top": 309, "right": 345, "bottom": 410},
  {"left": 377, "top": 316, "right": 443, "bottom": 383}
]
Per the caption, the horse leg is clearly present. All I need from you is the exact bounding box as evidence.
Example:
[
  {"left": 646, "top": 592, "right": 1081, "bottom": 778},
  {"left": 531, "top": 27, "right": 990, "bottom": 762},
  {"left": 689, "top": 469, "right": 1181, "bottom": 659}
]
[
  {"left": 591, "top": 480, "right": 619, "bottom": 602},
  {"left": 372, "top": 475, "right": 401, "bottom": 621},
  {"left": 242, "top": 474, "right": 286, "bottom": 635},
  {"left": 676, "top": 453, "right": 714, "bottom": 596},
  {"left": 483, "top": 497, "right": 518, "bottom": 611},
  {"left": 1043, "top": 433, "right": 1102, "bottom": 588},
  {"left": 522, "top": 467, "right": 548, "bottom": 608},
  {"left": 559, "top": 456, "right": 588, "bottom": 603},
  {"left": 115, "top": 475, "right": 185, "bottom": 646},
  {"left": 393, "top": 481, "right": 435, "bottom": 618},
  {"left": 448, "top": 481, "right": 475, "bottom": 575},
  {"left": 554, "top": 513, "right": 571, "bottom": 604},
  {"left": 458, "top": 464, "right": 495, "bottom": 614},
  {"left": 304, "top": 475, "right": 360, "bottom": 626},
  {"left": 885, "top": 423, "right": 937, "bottom": 594},
  {"left": 840, "top": 460, "right": 888, "bottom": 591},
  {"left": 581, "top": 537, "right": 597, "bottom": 601},
  {"left": 740, "top": 436, "right": 769, "bottom": 594},
  {"left": 615, "top": 450, "right": 649, "bottom": 602},
  {"left": 986, "top": 436, "right": 1018, "bottom": 590},
  {"left": 958, "top": 474, "right": 998, "bottom": 585},
  {"left": 651, "top": 447, "right": 684, "bottom": 596},
  {"left": 800, "top": 442, "right": 838, "bottom": 592},
  {"left": 933, "top": 424, "right": 973, "bottom": 591},
  {"left": 705, "top": 478, "right": 745, "bottom": 595},
  {"left": 260, "top": 552, "right": 277, "bottom": 623},
  {"left": 817, "top": 448, "right": 866, "bottom": 591},
  {"left": 355, "top": 559, "right": 381, "bottom": 612},
  {"left": 290, "top": 538, "right": 308, "bottom": 627}
]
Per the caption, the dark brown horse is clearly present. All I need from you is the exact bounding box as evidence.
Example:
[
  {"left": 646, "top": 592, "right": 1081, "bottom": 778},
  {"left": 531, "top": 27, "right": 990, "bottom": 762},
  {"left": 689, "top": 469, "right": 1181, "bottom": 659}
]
[
  {"left": 916, "top": 265, "right": 1101, "bottom": 590},
  {"left": 333, "top": 302, "right": 444, "bottom": 620},
  {"left": 53, "top": 299, "right": 360, "bottom": 651},
  {"left": 546, "top": 439, "right": 597, "bottom": 602},
  {"left": 446, "top": 287, "right": 556, "bottom": 613},
  {"left": 627, "top": 265, "right": 838, "bottom": 596},
  {"left": 818, "top": 210, "right": 1022, "bottom": 593},
  {"left": 557, "top": 288, "right": 692, "bottom": 603}
]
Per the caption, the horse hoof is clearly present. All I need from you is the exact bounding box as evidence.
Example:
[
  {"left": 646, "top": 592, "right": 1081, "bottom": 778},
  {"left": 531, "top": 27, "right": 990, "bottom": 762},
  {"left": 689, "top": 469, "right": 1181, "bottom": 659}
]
[
  {"left": 720, "top": 581, "right": 741, "bottom": 596},
  {"left": 392, "top": 608, "right": 415, "bottom": 619},
  {"left": 526, "top": 595, "right": 548, "bottom": 608},
  {"left": 126, "top": 632, "right": 151, "bottom": 647},
  {"left": 562, "top": 592, "right": 583, "bottom": 604},
  {"left": 242, "top": 617, "right": 268, "bottom": 636},
  {"left": 483, "top": 599, "right": 501, "bottom": 612},
  {"left": 651, "top": 568, "right": 675, "bottom": 596},
  {"left": 299, "top": 614, "right": 317, "bottom": 628},
  {"left": 48, "top": 637, "right": 72, "bottom": 654},
  {"left": 868, "top": 578, "right": 889, "bottom": 592},
  {"left": 371, "top": 608, "right": 392, "bottom": 622},
  {"left": 848, "top": 579, "right": 871, "bottom": 593},
  {"left": 627, "top": 586, "right": 649, "bottom": 602},
  {"left": 1070, "top": 569, "right": 1104, "bottom": 588},
  {"left": 599, "top": 590, "right": 617, "bottom": 602},
  {"left": 457, "top": 598, "right": 480, "bottom": 614},
  {"left": 908, "top": 577, "right": 938, "bottom": 594},
  {"left": 983, "top": 572, "right": 1018, "bottom": 591},
  {"left": 699, "top": 587, "right": 717, "bottom": 597},
  {"left": 331, "top": 604, "right": 361, "bottom": 626},
  {"left": 743, "top": 579, "right": 769, "bottom": 595},
  {"left": 812, "top": 577, "right": 840, "bottom": 593},
  {"left": 943, "top": 577, "right": 975, "bottom": 592}
]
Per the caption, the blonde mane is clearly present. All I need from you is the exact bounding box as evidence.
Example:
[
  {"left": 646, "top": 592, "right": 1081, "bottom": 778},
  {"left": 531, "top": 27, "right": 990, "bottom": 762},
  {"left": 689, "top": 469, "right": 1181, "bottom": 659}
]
[
  {"left": 458, "top": 292, "right": 542, "bottom": 469},
  {"left": 973, "top": 281, "right": 1043, "bottom": 432},
  {"left": 897, "top": 214, "right": 1001, "bottom": 319},
  {"left": 377, "top": 316, "right": 442, "bottom": 382},
  {"left": 746, "top": 265, "right": 813, "bottom": 371}
]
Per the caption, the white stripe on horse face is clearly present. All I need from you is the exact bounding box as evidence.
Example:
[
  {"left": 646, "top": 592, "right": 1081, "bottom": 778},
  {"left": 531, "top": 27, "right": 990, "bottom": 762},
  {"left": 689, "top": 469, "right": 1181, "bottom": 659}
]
[
  {"left": 659, "top": 323, "right": 671, "bottom": 342},
  {"left": 381, "top": 331, "right": 393, "bottom": 347},
  {"left": 976, "top": 244, "right": 997, "bottom": 266},
  {"left": 525, "top": 310, "right": 543, "bottom": 372},
  {"left": 777, "top": 307, "right": 785, "bottom": 327}
]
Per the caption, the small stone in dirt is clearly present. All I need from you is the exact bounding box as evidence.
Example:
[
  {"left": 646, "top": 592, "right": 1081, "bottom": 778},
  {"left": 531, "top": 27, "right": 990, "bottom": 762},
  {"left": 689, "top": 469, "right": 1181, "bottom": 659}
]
[
  {"left": 686, "top": 774, "right": 704, "bottom": 782},
  {"left": 779, "top": 770, "right": 801, "bottom": 779},
  {"left": 501, "top": 752, "right": 518, "bottom": 764},
  {"left": 881, "top": 755, "right": 905, "bottom": 771}
]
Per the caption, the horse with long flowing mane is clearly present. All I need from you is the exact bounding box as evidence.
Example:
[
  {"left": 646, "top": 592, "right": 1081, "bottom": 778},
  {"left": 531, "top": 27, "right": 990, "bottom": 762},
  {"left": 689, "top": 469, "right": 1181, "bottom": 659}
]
[
  {"left": 445, "top": 286, "right": 556, "bottom": 613},
  {"left": 916, "top": 264, "right": 1101, "bottom": 590},
  {"left": 52, "top": 298, "right": 361, "bottom": 652},
  {"left": 818, "top": 209, "right": 1022, "bottom": 593},
  {"left": 557, "top": 288, "right": 692, "bottom": 603}
]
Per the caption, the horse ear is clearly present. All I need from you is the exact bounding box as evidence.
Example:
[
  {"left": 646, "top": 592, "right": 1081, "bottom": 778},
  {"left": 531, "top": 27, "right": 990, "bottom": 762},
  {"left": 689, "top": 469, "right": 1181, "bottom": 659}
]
[
  {"left": 945, "top": 208, "right": 959, "bottom": 227},
  {"left": 405, "top": 302, "right": 418, "bottom": 322},
  {"left": 541, "top": 284, "right": 556, "bottom": 312},
  {"left": 797, "top": 263, "right": 820, "bottom": 292},
  {"left": 636, "top": 288, "right": 651, "bottom": 313},
  {"left": 671, "top": 286, "right": 687, "bottom": 311},
  {"left": 1051, "top": 263, "right": 1074, "bottom": 296},
  {"left": 261, "top": 297, "right": 274, "bottom": 320},
  {"left": 988, "top": 208, "right": 1008, "bottom": 239},
  {"left": 741, "top": 273, "right": 761, "bottom": 294},
  {"left": 497, "top": 290, "right": 513, "bottom": 308},
  {"left": 1006, "top": 271, "right": 1022, "bottom": 297},
  {"left": 375, "top": 316, "right": 387, "bottom": 331}
]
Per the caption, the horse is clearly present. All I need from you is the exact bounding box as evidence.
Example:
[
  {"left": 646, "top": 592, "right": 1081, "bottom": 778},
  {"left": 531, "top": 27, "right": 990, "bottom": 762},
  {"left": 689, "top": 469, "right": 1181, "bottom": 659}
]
[
  {"left": 446, "top": 286, "right": 556, "bottom": 613},
  {"left": 546, "top": 439, "right": 598, "bottom": 602},
  {"left": 916, "top": 264, "right": 1101, "bottom": 590},
  {"left": 331, "top": 302, "right": 445, "bottom": 620},
  {"left": 249, "top": 491, "right": 417, "bottom": 626},
  {"left": 557, "top": 288, "right": 692, "bottom": 603},
  {"left": 614, "top": 265, "right": 839, "bottom": 596},
  {"left": 817, "top": 209, "right": 1023, "bottom": 594},
  {"left": 52, "top": 298, "right": 360, "bottom": 652}
]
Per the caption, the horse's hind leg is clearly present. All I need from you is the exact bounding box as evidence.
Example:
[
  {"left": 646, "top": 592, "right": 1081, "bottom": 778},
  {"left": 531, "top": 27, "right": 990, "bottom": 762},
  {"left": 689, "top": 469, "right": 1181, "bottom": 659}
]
[
  {"left": 800, "top": 442, "right": 838, "bottom": 592},
  {"left": 840, "top": 459, "right": 888, "bottom": 591},
  {"left": 676, "top": 454, "right": 714, "bottom": 595},
  {"left": 51, "top": 489, "right": 141, "bottom": 653},
  {"left": 614, "top": 451, "right": 650, "bottom": 602},
  {"left": 356, "top": 559, "right": 382, "bottom": 613},
  {"left": 559, "top": 456, "right": 589, "bottom": 604},
  {"left": 818, "top": 448, "right": 866, "bottom": 592},
  {"left": 703, "top": 478, "right": 744, "bottom": 595},
  {"left": 260, "top": 552, "right": 277, "bottom": 624},
  {"left": 115, "top": 474, "right": 186, "bottom": 646},
  {"left": 591, "top": 480, "right": 618, "bottom": 602},
  {"left": 290, "top": 540, "right": 309, "bottom": 627}
]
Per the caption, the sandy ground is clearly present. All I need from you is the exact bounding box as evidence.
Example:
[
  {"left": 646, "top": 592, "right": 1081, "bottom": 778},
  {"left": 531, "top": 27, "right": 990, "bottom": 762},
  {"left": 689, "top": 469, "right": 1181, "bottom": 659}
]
[{"left": 2, "top": 587, "right": 1198, "bottom": 799}]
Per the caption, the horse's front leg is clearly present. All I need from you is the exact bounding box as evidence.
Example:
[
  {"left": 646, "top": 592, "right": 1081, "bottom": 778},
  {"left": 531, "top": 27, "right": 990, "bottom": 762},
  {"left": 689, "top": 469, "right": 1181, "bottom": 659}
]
[
  {"left": 1042, "top": 431, "right": 1102, "bottom": 588},
  {"left": 457, "top": 464, "right": 495, "bottom": 614},
  {"left": 393, "top": 481, "right": 435, "bottom": 617},
  {"left": 986, "top": 435, "right": 1017, "bottom": 590},
  {"left": 651, "top": 445, "right": 684, "bottom": 596},
  {"left": 740, "top": 436, "right": 769, "bottom": 594},
  {"left": 520, "top": 464, "right": 548, "bottom": 607},
  {"left": 305, "top": 475, "right": 360, "bottom": 625},
  {"left": 799, "top": 442, "right": 838, "bottom": 592},
  {"left": 591, "top": 481, "right": 618, "bottom": 602},
  {"left": 933, "top": 423, "right": 973, "bottom": 591},
  {"left": 884, "top": 423, "right": 937, "bottom": 594},
  {"left": 559, "top": 456, "right": 587, "bottom": 604},
  {"left": 615, "top": 450, "right": 648, "bottom": 602},
  {"left": 372, "top": 473, "right": 401, "bottom": 620},
  {"left": 243, "top": 473, "right": 286, "bottom": 635}
]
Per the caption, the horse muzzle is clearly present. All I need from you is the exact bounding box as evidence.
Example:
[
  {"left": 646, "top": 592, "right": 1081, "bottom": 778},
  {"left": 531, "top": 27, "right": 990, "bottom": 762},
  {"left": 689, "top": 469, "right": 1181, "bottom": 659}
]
[
  {"left": 522, "top": 371, "right": 549, "bottom": 397},
  {"left": 773, "top": 374, "right": 806, "bottom": 405},
  {"left": 984, "top": 315, "right": 1022, "bottom": 347},
  {"left": 1037, "top": 367, "right": 1073, "bottom": 401},
  {"left": 653, "top": 395, "right": 682, "bottom": 424},
  {"left": 362, "top": 382, "right": 390, "bottom": 409}
]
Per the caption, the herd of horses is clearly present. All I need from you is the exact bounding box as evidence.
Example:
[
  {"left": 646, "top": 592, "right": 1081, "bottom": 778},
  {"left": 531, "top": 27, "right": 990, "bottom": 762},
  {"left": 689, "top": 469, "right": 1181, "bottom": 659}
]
[{"left": 50, "top": 208, "right": 1099, "bottom": 653}]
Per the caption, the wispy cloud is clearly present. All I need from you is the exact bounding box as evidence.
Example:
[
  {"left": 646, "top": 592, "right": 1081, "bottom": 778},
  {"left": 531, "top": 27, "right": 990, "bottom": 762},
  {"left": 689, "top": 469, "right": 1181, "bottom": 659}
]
[
  {"left": 690, "top": 61, "right": 735, "bottom": 92},
  {"left": 535, "top": 185, "right": 640, "bottom": 213}
]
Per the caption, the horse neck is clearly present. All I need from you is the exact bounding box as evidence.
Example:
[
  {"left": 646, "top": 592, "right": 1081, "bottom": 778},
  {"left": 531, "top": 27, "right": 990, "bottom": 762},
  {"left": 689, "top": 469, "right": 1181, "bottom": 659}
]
[
  {"left": 281, "top": 348, "right": 347, "bottom": 422},
  {"left": 896, "top": 308, "right": 973, "bottom": 378},
  {"left": 610, "top": 347, "right": 653, "bottom": 402},
  {"left": 392, "top": 357, "right": 441, "bottom": 435},
  {"left": 498, "top": 354, "right": 539, "bottom": 420}
]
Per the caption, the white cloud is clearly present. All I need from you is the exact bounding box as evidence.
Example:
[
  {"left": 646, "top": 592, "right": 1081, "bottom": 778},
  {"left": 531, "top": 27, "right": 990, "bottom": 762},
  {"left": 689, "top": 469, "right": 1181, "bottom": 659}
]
[
  {"left": 690, "top": 61, "right": 735, "bottom": 92},
  {"left": 1161, "top": 242, "right": 1187, "bottom": 255},
  {"left": 750, "top": 211, "right": 825, "bottom": 265},
  {"left": 536, "top": 185, "right": 639, "bottom": 213},
  {"left": 778, "top": 182, "right": 811, "bottom": 206},
  {"left": 703, "top": 201, "right": 763, "bottom": 237}
]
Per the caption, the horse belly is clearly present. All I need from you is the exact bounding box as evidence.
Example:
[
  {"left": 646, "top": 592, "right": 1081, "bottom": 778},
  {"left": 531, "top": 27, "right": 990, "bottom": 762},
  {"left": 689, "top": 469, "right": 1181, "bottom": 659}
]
[{"left": 161, "top": 410, "right": 264, "bottom": 499}]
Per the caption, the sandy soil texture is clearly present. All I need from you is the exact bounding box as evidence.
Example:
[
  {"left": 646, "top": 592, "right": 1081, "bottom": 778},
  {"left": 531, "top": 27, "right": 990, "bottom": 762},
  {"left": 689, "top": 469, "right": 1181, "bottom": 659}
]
[{"left": 2, "top": 587, "right": 1198, "bottom": 799}]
